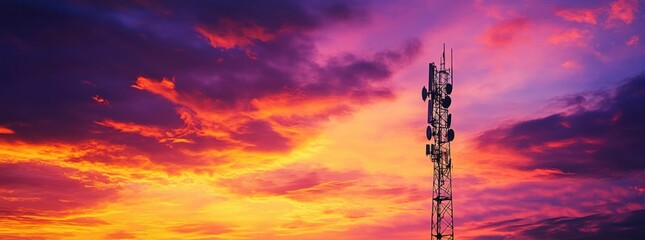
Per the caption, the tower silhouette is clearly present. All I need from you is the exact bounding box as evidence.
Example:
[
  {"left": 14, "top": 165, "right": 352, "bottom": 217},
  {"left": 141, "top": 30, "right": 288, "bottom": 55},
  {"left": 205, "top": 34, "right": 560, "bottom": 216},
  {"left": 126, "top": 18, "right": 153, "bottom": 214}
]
[{"left": 422, "top": 45, "right": 455, "bottom": 239}]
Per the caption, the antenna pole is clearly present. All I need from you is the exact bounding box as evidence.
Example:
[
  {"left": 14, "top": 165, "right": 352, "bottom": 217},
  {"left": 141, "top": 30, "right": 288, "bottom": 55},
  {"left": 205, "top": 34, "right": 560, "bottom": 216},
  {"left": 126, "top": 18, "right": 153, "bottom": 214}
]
[
  {"left": 450, "top": 48, "right": 453, "bottom": 84},
  {"left": 422, "top": 45, "right": 455, "bottom": 240}
]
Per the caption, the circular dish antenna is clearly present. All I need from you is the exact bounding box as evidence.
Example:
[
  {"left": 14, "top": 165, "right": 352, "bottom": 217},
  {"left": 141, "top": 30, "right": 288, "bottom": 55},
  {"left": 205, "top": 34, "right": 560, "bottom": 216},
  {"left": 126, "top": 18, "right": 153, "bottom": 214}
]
[
  {"left": 445, "top": 83, "right": 453, "bottom": 94},
  {"left": 426, "top": 125, "right": 433, "bottom": 140},
  {"left": 442, "top": 96, "right": 452, "bottom": 108},
  {"left": 422, "top": 86, "right": 428, "bottom": 101},
  {"left": 446, "top": 129, "right": 455, "bottom": 142}
]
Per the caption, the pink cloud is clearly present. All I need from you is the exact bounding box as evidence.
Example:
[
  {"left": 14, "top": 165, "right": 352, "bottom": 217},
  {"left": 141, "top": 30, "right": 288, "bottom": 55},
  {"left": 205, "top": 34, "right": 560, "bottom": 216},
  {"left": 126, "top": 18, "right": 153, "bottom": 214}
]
[
  {"left": 0, "top": 162, "right": 120, "bottom": 219},
  {"left": 219, "top": 164, "right": 361, "bottom": 199},
  {"left": 554, "top": 8, "right": 598, "bottom": 24},
  {"left": 607, "top": 0, "right": 639, "bottom": 24},
  {"left": 549, "top": 28, "right": 590, "bottom": 47},
  {"left": 626, "top": 34, "right": 640, "bottom": 46},
  {"left": 562, "top": 60, "right": 582, "bottom": 70},
  {"left": 480, "top": 18, "right": 529, "bottom": 48}
]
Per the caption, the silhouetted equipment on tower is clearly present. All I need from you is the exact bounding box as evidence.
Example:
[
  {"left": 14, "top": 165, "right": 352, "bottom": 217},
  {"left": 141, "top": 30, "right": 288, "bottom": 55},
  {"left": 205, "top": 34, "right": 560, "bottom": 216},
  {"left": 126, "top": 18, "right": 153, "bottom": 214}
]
[{"left": 421, "top": 44, "right": 455, "bottom": 240}]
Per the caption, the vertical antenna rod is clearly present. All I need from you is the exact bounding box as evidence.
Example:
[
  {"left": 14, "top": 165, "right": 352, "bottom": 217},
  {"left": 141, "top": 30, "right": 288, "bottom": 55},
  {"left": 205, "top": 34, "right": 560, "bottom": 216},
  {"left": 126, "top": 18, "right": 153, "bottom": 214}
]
[{"left": 422, "top": 45, "right": 455, "bottom": 240}]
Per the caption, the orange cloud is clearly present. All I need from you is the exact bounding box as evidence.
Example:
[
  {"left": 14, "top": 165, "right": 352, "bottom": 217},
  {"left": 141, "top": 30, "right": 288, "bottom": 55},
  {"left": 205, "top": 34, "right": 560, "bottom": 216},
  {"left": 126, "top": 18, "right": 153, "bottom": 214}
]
[
  {"left": 131, "top": 76, "right": 233, "bottom": 127},
  {"left": 251, "top": 92, "right": 349, "bottom": 119},
  {"left": 480, "top": 18, "right": 529, "bottom": 48},
  {"left": 0, "top": 139, "right": 166, "bottom": 177},
  {"left": 169, "top": 222, "right": 232, "bottom": 235},
  {"left": 92, "top": 94, "right": 109, "bottom": 105},
  {"left": 130, "top": 77, "right": 235, "bottom": 139},
  {"left": 95, "top": 119, "right": 166, "bottom": 138},
  {"left": 105, "top": 231, "right": 136, "bottom": 239},
  {"left": 0, "top": 126, "right": 14, "bottom": 134},
  {"left": 196, "top": 19, "right": 276, "bottom": 49},
  {"left": 543, "top": 138, "right": 601, "bottom": 148},
  {"left": 554, "top": 8, "right": 598, "bottom": 24},
  {"left": 95, "top": 118, "right": 202, "bottom": 149},
  {"left": 607, "top": 0, "right": 638, "bottom": 24},
  {"left": 129, "top": 75, "right": 387, "bottom": 158},
  {"left": 132, "top": 76, "right": 178, "bottom": 103}
]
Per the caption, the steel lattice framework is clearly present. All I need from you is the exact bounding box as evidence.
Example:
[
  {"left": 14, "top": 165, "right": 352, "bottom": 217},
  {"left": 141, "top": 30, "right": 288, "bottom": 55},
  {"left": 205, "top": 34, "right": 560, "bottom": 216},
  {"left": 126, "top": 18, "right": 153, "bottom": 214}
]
[{"left": 422, "top": 45, "right": 455, "bottom": 240}]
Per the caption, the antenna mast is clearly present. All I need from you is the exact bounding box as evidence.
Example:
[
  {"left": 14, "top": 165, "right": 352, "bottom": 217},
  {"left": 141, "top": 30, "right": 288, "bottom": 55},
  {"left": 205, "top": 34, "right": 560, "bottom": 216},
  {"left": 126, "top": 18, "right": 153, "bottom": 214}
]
[{"left": 421, "top": 45, "right": 455, "bottom": 239}]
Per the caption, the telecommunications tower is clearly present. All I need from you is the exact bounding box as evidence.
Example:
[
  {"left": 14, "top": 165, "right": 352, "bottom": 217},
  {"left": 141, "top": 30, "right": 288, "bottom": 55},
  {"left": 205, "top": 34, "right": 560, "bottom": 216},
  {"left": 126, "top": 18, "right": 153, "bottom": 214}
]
[{"left": 421, "top": 44, "right": 455, "bottom": 239}]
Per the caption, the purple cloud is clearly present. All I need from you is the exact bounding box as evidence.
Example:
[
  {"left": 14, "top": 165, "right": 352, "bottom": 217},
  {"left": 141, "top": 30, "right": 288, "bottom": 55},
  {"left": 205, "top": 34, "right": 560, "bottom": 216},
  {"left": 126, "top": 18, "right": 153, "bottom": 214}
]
[
  {"left": 477, "top": 74, "right": 645, "bottom": 177},
  {"left": 0, "top": 1, "right": 420, "bottom": 170}
]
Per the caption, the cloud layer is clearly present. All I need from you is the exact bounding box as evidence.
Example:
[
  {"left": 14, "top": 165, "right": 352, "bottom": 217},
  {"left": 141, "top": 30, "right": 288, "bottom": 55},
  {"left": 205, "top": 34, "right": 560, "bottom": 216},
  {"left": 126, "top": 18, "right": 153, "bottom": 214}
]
[
  {"left": 0, "top": 0, "right": 643, "bottom": 239},
  {"left": 477, "top": 74, "right": 645, "bottom": 177}
]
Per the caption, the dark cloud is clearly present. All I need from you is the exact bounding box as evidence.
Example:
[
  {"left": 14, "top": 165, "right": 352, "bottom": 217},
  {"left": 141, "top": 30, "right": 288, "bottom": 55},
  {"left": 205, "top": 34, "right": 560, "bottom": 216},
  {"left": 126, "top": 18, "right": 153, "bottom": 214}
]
[
  {"left": 492, "top": 210, "right": 645, "bottom": 240},
  {"left": 0, "top": 1, "right": 420, "bottom": 169},
  {"left": 231, "top": 120, "right": 291, "bottom": 152},
  {"left": 477, "top": 74, "right": 645, "bottom": 177},
  {"left": 0, "top": 1, "right": 193, "bottom": 142}
]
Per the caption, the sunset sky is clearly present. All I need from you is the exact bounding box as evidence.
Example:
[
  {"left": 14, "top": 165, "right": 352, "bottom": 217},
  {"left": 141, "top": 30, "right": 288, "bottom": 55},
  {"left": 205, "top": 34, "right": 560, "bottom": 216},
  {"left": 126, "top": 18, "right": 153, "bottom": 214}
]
[{"left": 1, "top": 0, "right": 644, "bottom": 239}]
